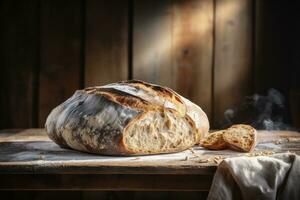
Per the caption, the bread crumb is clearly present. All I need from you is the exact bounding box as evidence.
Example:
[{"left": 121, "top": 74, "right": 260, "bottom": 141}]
[
  {"left": 273, "top": 138, "right": 288, "bottom": 144},
  {"left": 189, "top": 148, "right": 196, "bottom": 154},
  {"left": 287, "top": 138, "right": 300, "bottom": 142},
  {"left": 197, "top": 156, "right": 223, "bottom": 164},
  {"left": 274, "top": 140, "right": 283, "bottom": 145},
  {"left": 273, "top": 137, "right": 300, "bottom": 144},
  {"left": 189, "top": 148, "right": 224, "bottom": 164},
  {"left": 181, "top": 156, "right": 189, "bottom": 161},
  {"left": 198, "top": 159, "right": 209, "bottom": 163},
  {"left": 189, "top": 155, "right": 200, "bottom": 159},
  {"left": 246, "top": 150, "right": 274, "bottom": 157},
  {"left": 189, "top": 149, "right": 203, "bottom": 159},
  {"left": 212, "top": 156, "right": 223, "bottom": 164}
]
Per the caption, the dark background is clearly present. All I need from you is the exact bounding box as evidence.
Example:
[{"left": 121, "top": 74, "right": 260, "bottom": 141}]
[
  {"left": 1, "top": 0, "right": 300, "bottom": 130},
  {"left": 0, "top": 0, "right": 300, "bottom": 199}
]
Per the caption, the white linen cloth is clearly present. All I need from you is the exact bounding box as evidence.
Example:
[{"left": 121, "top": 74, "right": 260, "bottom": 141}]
[{"left": 207, "top": 153, "right": 300, "bottom": 200}]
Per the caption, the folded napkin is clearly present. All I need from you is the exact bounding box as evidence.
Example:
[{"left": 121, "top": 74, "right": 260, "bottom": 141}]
[{"left": 207, "top": 153, "right": 300, "bottom": 200}]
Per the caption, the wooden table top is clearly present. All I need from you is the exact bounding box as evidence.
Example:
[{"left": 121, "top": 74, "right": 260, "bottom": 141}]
[
  {"left": 0, "top": 129, "right": 299, "bottom": 191},
  {"left": 1, "top": 129, "right": 300, "bottom": 174}
]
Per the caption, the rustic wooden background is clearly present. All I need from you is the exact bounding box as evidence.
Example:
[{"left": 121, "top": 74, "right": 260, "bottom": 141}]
[
  {"left": 0, "top": 0, "right": 300, "bottom": 130},
  {"left": 0, "top": 0, "right": 300, "bottom": 199}
]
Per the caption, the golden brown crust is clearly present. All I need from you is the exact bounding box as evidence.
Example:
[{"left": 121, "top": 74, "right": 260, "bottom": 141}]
[
  {"left": 83, "top": 80, "right": 186, "bottom": 114},
  {"left": 200, "top": 130, "right": 227, "bottom": 150},
  {"left": 84, "top": 87, "right": 161, "bottom": 112},
  {"left": 223, "top": 124, "right": 257, "bottom": 152},
  {"left": 200, "top": 124, "right": 257, "bottom": 152},
  {"left": 122, "top": 80, "right": 181, "bottom": 102},
  {"left": 122, "top": 80, "right": 187, "bottom": 115}
]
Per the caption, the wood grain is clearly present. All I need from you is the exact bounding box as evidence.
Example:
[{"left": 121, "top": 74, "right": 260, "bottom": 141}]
[
  {"left": 85, "top": 0, "right": 128, "bottom": 87},
  {"left": 172, "top": 0, "right": 213, "bottom": 119},
  {"left": 0, "top": 0, "right": 39, "bottom": 129},
  {"left": 2, "top": 191, "right": 82, "bottom": 200},
  {"left": 0, "top": 191, "right": 208, "bottom": 200},
  {"left": 213, "top": 0, "right": 254, "bottom": 127},
  {"left": 0, "top": 0, "right": 298, "bottom": 136},
  {"left": 0, "top": 129, "right": 299, "bottom": 175},
  {"left": 39, "top": 0, "right": 82, "bottom": 127},
  {"left": 133, "top": 0, "right": 213, "bottom": 119},
  {"left": 133, "top": 0, "right": 173, "bottom": 86}
]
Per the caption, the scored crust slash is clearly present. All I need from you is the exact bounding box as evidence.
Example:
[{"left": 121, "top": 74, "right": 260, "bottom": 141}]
[{"left": 45, "top": 80, "right": 209, "bottom": 155}]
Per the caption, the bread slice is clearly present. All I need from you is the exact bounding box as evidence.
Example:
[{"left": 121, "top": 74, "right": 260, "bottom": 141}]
[
  {"left": 200, "top": 130, "right": 227, "bottom": 150},
  {"left": 223, "top": 124, "right": 257, "bottom": 152}
]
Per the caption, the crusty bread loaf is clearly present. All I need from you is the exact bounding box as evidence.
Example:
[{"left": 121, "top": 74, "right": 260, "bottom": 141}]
[
  {"left": 200, "top": 130, "right": 227, "bottom": 150},
  {"left": 223, "top": 124, "right": 257, "bottom": 152},
  {"left": 45, "top": 80, "right": 209, "bottom": 155},
  {"left": 200, "top": 124, "right": 257, "bottom": 152}
]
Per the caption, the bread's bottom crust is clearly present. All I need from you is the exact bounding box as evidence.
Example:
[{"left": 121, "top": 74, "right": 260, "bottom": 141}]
[{"left": 123, "top": 110, "right": 197, "bottom": 154}]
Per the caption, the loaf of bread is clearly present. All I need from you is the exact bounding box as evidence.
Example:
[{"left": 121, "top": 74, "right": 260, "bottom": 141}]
[
  {"left": 200, "top": 124, "right": 257, "bottom": 152},
  {"left": 45, "top": 80, "right": 209, "bottom": 155}
]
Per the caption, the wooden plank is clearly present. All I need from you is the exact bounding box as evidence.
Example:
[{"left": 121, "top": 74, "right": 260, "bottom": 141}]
[
  {"left": 85, "top": 0, "right": 128, "bottom": 87},
  {"left": 1, "top": 191, "right": 91, "bottom": 200},
  {"left": 133, "top": 0, "right": 213, "bottom": 119},
  {"left": 0, "top": 174, "right": 213, "bottom": 191},
  {"left": 213, "top": 0, "right": 254, "bottom": 127},
  {"left": 39, "top": 0, "right": 82, "bottom": 127},
  {"left": 134, "top": 191, "right": 208, "bottom": 200},
  {"left": 1, "top": 191, "right": 135, "bottom": 200},
  {"left": 0, "top": 191, "right": 209, "bottom": 200},
  {"left": 172, "top": 0, "right": 213, "bottom": 119},
  {"left": 133, "top": 0, "right": 173, "bottom": 86},
  {"left": 0, "top": 0, "right": 39, "bottom": 128},
  {"left": 0, "top": 191, "right": 208, "bottom": 200}
]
